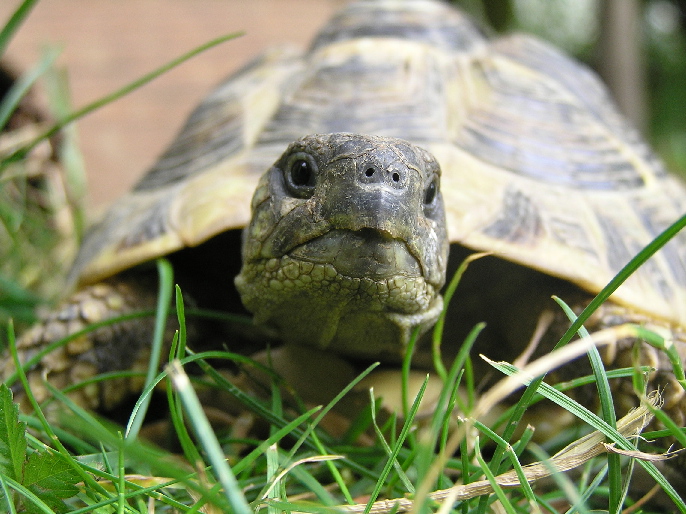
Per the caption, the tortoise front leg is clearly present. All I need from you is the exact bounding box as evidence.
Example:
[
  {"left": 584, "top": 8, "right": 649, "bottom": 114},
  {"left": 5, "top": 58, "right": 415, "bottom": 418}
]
[{"left": 2, "top": 277, "right": 166, "bottom": 411}]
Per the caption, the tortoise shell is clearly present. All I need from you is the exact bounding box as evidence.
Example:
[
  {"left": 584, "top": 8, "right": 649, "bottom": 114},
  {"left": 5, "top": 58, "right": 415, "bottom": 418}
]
[{"left": 72, "top": 0, "right": 686, "bottom": 329}]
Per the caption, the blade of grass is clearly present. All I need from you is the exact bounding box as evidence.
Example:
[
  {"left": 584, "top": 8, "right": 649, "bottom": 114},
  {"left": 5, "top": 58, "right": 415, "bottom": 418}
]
[
  {"left": 116, "top": 433, "right": 126, "bottom": 514},
  {"left": 281, "top": 460, "right": 341, "bottom": 507},
  {"left": 175, "top": 285, "right": 187, "bottom": 357},
  {"left": 232, "top": 407, "right": 324, "bottom": 476},
  {"left": 2, "top": 475, "right": 54, "bottom": 514},
  {"left": 402, "top": 326, "right": 420, "bottom": 419},
  {"left": 459, "top": 436, "right": 470, "bottom": 514},
  {"left": 166, "top": 335, "right": 205, "bottom": 466},
  {"left": 645, "top": 405, "right": 686, "bottom": 447},
  {"left": 413, "top": 274, "right": 486, "bottom": 507},
  {"left": 266, "top": 443, "right": 280, "bottom": 514},
  {"left": 165, "top": 286, "right": 203, "bottom": 466},
  {"left": 126, "top": 258, "right": 174, "bottom": 440},
  {"left": 0, "top": 472, "right": 17, "bottom": 514},
  {"left": 167, "top": 359, "right": 251, "bottom": 514},
  {"left": 564, "top": 463, "right": 609, "bottom": 514},
  {"left": 432, "top": 252, "right": 490, "bottom": 381},
  {"left": 471, "top": 437, "right": 515, "bottom": 514},
  {"left": 22, "top": 415, "right": 97, "bottom": 455},
  {"left": 553, "top": 296, "right": 620, "bottom": 512},
  {"left": 510, "top": 425, "right": 535, "bottom": 461},
  {"left": 486, "top": 360, "right": 647, "bottom": 446},
  {"left": 626, "top": 325, "right": 686, "bottom": 391},
  {"left": 472, "top": 419, "right": 538, "bottom": 511},
  {"left": 0, "top": 47, "right": 60, "bottom": 131},
  {"left": 416, "top": 324, "right": 484, "bottom": 493},
  {"left": 0, "top": 0, "right": 39, "bottom": 56},
  {"left": 261, "top": 453, "right": 344, "bottom": 505},
  {"left": 487, "top": 361, "right": 686, "bottom": 512},
  {"left": 365, "top": 377, "right": 429, "bottom": 513},
  {"left": 5, "top": 32, "right": 242, "bottom": 163}
]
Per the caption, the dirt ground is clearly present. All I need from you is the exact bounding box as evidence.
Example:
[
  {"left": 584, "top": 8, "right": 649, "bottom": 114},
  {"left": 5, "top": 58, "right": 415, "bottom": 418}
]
[{"left": 1, "top": 0, "right": 344, "bottom": 212}]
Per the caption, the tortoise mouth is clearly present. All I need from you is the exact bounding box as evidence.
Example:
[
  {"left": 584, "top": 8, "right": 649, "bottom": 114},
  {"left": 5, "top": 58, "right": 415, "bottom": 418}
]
[{"left": 287, "top": 229, "right": 421, "bottom": 280}]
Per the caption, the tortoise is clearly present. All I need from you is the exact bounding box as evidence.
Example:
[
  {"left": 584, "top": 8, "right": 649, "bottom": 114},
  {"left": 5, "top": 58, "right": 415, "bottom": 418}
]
[{"left": 7, "top": 0, "right": 686, "bottom": 433}]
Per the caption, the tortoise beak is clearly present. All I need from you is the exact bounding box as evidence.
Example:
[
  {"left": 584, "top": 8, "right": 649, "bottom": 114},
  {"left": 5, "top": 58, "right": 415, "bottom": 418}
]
[{"left": 287, "top": 228, "right": 422, "bottom": 281}]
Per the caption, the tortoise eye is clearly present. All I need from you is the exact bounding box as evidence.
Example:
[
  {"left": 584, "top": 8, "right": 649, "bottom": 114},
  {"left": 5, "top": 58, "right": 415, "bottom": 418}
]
[
  {"left": 285, "top": 153, "right": 317, "bottom": 198},
  {"left": 424, "top": 178, "right": 438, "bottom": 205},
  {"left": 422, "top": 176, "right": 441, "bottom": 219},
  {"left": 290, "top": 160, "right": 312, "bottom": 186}
]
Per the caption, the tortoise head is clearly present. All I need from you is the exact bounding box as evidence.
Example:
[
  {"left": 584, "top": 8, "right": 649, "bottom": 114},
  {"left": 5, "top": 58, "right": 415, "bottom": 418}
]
[{"left": 235, "top": 133, "right": 448, "bottom": 358}]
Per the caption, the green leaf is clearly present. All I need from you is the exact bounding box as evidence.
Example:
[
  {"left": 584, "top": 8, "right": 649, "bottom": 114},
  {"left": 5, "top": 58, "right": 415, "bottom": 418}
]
[
  {"left": 23, "top": 451, "right": 79, "bottom": 514},
  {"left": 0, "top": 384, "right": 27, "bottom": 482}
]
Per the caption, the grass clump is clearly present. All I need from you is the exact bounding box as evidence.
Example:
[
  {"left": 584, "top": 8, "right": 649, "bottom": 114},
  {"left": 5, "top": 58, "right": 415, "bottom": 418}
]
[{"left": 3, "top": 246, "right": 686, "bottom": 512}]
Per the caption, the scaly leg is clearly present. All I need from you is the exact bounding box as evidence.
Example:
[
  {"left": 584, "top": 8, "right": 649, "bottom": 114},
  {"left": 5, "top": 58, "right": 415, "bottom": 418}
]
[{"left": 3, "top": 277, "right": 163, "bottom": 411}]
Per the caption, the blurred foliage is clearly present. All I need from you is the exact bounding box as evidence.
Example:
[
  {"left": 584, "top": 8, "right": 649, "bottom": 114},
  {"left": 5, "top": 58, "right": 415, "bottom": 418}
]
[
  {"left": 0, "top": 61, "right": 85, "bottom": 331},
  {"left": 0, "top": 0, "right": 84, "bottom": 339},
  {"left": 458, "top": 0, "right": 686, "bottom": 176},
  {"left": 645, "top": 0, "right": 686, "bottom": 174}
]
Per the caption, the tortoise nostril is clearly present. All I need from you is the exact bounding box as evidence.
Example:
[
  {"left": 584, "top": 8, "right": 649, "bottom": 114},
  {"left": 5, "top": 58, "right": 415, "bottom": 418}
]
[{"left": 361, "top": 165, "right": 402, "bottom": 186}]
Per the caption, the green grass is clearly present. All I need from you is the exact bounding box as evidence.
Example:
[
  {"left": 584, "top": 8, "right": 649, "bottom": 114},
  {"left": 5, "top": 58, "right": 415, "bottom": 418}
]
[
  {"left": 2, "top": 0, "right": 686, "bottom": 512},
  {"left": 2, "top": 245, "right": 686, "bottom": 512}
]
